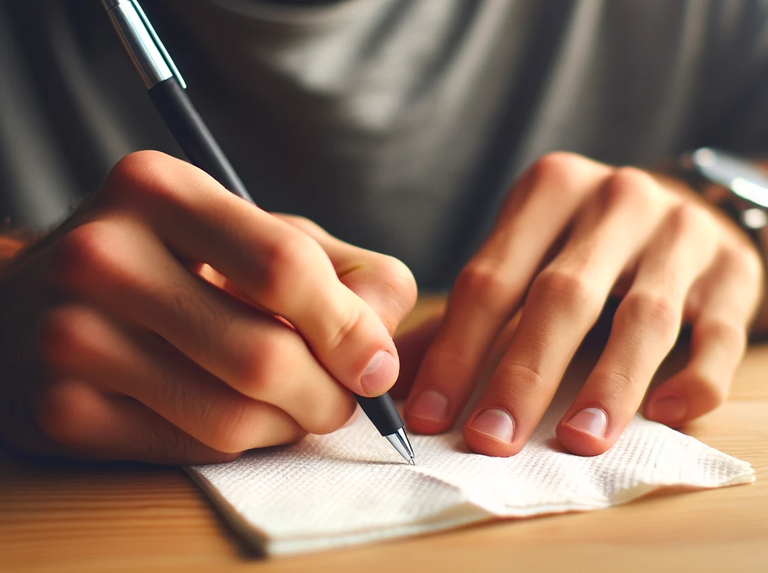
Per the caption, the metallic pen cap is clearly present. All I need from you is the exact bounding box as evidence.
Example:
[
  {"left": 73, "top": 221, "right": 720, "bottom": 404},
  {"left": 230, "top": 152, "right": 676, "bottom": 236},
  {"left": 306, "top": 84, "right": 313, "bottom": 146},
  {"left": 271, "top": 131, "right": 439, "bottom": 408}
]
[{"left": 102, "top": 0, "right": 186, "bottom": 90}]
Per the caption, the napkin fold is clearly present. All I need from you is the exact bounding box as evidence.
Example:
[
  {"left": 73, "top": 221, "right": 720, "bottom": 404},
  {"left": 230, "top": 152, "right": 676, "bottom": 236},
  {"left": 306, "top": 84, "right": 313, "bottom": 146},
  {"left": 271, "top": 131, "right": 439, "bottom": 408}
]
[{"left": 188, "top": 391, "right": 754, "bottom": 556}]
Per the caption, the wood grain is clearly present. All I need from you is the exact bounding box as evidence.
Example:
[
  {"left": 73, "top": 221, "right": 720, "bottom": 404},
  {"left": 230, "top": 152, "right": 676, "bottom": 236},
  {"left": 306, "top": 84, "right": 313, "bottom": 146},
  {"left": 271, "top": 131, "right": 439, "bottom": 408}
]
[{"left": 1, "top": 297, "right": 767, "bottom": 572}]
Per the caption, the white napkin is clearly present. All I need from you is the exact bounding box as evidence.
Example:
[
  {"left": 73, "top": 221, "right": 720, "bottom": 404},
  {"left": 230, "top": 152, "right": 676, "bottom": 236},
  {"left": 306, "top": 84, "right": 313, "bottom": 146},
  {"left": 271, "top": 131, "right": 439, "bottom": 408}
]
[{"left": 187, "top": 391, "right": 754, "bottom": 556}]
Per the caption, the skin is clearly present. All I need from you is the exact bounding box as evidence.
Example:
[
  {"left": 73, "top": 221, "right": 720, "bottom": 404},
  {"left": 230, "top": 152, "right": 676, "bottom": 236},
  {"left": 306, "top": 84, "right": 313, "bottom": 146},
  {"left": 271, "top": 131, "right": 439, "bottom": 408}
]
[
  {"left": 402, "top": 152, "right": 765, "bottom": 457},
  {"left": 0, "top": 151, "right": 417, "bottom": 463},
  {"left": 0, "top": 150, "right": 764, "bottom": 463}
]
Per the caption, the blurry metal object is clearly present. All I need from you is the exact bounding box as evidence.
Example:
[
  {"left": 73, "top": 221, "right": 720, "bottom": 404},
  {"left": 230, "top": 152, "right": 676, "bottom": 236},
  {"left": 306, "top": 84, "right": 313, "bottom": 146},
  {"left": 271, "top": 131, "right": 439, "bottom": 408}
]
[{"left": 679, "top": 147, "right": 768, "bottom": 249}]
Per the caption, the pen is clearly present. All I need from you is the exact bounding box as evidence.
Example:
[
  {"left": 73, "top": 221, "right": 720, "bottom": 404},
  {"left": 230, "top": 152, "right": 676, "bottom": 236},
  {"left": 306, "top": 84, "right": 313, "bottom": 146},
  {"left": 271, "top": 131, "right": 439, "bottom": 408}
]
[{"left": 101, "top": 0, "right": 415, "bottom": 465}]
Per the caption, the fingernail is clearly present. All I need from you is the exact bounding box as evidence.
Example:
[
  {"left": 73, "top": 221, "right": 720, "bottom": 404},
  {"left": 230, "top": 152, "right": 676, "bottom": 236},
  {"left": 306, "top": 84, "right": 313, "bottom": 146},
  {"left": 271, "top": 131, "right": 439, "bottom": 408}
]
[
  {"left": 409, "top": 390, "right": 449, "bottom": 424},
  {"left": 361, "top": 351, "right": 398, "bottom": 396},
  {"left": 565, "top": 407, "right": 608, "bottom": 438},
  {"left": 469, "top": 409, "right": 514, "bottom": 442},
  {"left": 649, "top": 396, "right": 687, "bottom": 425}
]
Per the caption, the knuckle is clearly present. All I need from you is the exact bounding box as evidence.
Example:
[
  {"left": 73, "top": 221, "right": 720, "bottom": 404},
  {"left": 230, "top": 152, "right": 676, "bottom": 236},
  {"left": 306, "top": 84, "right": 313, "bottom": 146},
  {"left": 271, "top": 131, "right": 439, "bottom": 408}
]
[
  {"left": 38, "top": 306, "right": 97, "bottom": 371},
  {"left": 200, "top": 398, "right": 252, "bottom": 453},
  {"left": 371, "top": 255, "right": 418, "bottom": 322},
  {"left": 231, "top": 334, "right": 291, "bottom": 395},
  {"left": 110, "top": 150, "right": 168, "bottom": 178},
  {"left": 421, "top": 345, "right": 477, "bottom": 383},
  {"left": 722, "top": 242, "right": 764, "bottom": 284},
  {"left": 686, "top": 370, "right": 729, "bottom": 411},
  {"left": 49, "top": 222, "right": 123, "bottom": 289},
  {"left": 610, "top": 166, "right": 655, "bottom": 191},
  {"left": 531, "top": 268, "right": 597, "bottom": 319},
  {"left": 587, "top": 369, "right": 636, "bottom": 401},
  {"left": 493, "top": 362, "right": 547, "bottom": 399},
  {"left": 664, "top": 203, "right": 715, "bottom": 243},
  {"left": 523, "top": 152, "right": 590, "bottom": 204},
  {"left": 740, "top": 248, "right": 764, "bottom": 283},
  {"left": 620, "top": 291, "right": 680, "bottom": 339},
  {"left": 327, "top": 306, "right": 365, "bottom": 354},
  {"left": 698, "top": 320, "right": 746, "bottom": 357},
  {"left": 105, "top": 150, "right": 174, "bottom": 203},
  {"left": 166, "top": 288, "right": 224, "bottom": 360},
  {"left": 142, "top": 419, "right": 190, "bottom": 462},
  {"left": 266, "top": 230, "right": 320, "bottom": 272},
  {"left": 34, "top": 382, "right": 89, "bottom": 446},
  {"left": 106, "top": 151, "right": 213, "bottom": 217},
  {"left": 670, "top": 202, "right": 712, "bottom": 232},
  {"left": 379, "top": 256, "right": 417, "bottom": 300},
  {"left": 527, "top": 152, "right": 584, "bottom": 189},
  {"left": 259, "top": 232, "right": 326, "bottom": 305},
  {"left": 601, "top": 167, "right": 656, "bottom": 209},
  {"left": 454, "top": 261, "right": 513, "bottom": 308}
]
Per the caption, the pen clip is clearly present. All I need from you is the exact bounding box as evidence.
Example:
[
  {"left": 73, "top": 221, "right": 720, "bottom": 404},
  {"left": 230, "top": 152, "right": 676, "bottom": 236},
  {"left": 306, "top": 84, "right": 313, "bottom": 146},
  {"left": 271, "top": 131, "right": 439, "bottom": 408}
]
[{"left": 130, "top": 0, "right": 187, "bottom": 89}]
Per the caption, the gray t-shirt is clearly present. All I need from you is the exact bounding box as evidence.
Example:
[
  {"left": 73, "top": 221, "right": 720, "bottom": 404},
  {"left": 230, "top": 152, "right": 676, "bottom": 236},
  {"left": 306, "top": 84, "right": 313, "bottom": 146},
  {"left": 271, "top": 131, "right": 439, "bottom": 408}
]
[{"left": 2, "top": 0, "right": 767, "bottom": 288}]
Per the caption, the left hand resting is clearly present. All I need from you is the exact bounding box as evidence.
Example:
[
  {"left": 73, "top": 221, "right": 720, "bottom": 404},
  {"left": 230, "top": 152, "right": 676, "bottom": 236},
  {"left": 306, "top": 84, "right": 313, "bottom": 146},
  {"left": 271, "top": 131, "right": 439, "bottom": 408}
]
[{"left": 396, "top": 152, "right": 765, "bottom": 456}]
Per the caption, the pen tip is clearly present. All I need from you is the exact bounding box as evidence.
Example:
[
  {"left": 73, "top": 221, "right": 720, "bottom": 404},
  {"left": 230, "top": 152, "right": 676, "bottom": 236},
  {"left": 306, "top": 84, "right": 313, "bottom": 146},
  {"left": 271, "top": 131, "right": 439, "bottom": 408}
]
[
  {"left": 385, "top": 427, "right": 416, "bottom": 465},
  {"left": 409, "top": 457, "right": 415, "bottom": 466}
]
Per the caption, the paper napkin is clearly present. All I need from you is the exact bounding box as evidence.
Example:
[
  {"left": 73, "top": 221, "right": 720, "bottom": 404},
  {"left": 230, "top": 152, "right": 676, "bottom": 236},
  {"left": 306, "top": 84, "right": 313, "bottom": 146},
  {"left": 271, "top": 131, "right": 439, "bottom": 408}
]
[{"left": 187, "top": 390, "right": 754, "bottom": 556}]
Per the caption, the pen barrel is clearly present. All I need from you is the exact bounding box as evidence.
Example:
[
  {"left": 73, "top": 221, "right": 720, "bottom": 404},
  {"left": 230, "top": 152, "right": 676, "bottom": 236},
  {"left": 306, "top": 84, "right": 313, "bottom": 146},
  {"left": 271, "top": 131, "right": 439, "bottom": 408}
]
[
  {"left": 355, "top": 394, "right": 404, "bottom": 437},
  {"left": 148, "top": 78, "right": 253, "bottom": 203}
]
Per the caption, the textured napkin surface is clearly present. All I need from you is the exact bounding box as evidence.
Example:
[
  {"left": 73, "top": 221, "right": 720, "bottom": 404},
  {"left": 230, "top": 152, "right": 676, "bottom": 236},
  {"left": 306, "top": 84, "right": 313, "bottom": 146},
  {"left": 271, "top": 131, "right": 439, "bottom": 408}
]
[{"left": 188, "top": 394, "right": 754, "bottom": 556}]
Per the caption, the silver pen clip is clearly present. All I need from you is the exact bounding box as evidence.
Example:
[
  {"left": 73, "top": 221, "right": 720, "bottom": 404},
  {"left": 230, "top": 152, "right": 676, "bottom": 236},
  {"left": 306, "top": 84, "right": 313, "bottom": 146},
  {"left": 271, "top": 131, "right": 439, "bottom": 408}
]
[{"left": 102, "top": 0, "right": 186, "bottom": 90}]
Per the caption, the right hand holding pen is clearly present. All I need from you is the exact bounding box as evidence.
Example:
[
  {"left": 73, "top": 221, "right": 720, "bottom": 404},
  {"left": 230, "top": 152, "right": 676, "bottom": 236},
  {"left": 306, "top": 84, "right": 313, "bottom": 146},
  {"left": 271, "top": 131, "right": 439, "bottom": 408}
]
[{"left": 0, "top": 151, "right": 417, "bottom": 464}]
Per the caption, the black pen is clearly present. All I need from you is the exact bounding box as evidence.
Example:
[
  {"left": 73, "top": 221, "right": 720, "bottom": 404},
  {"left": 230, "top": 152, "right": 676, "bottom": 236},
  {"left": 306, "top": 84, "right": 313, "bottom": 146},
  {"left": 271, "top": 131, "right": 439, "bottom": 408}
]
[{"left": 102, "top": 0, "right": 415, "bottom": 465}]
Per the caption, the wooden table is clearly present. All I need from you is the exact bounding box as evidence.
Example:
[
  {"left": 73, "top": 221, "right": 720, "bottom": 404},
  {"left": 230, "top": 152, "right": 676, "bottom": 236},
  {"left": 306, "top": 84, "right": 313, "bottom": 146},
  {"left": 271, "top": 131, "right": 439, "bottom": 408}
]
[{"left": 2, "top": 298, "right": 767, "bottom": 572}]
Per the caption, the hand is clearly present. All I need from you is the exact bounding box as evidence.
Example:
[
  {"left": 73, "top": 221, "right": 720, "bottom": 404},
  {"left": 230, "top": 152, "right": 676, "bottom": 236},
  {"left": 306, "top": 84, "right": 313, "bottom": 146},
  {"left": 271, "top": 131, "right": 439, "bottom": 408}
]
[
  {"left": 401, "top": 152, "right": 764, "bottom": 456},
  {"left": 0, "top": 151, "right": 416, "bottom": 464}
]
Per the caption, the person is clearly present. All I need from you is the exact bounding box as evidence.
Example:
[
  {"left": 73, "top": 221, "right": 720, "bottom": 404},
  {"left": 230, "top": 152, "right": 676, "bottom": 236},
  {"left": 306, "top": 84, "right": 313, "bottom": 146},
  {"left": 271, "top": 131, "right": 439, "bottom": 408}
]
[{"left": 1, "top": 0, "right": 766, "bottom": 464}]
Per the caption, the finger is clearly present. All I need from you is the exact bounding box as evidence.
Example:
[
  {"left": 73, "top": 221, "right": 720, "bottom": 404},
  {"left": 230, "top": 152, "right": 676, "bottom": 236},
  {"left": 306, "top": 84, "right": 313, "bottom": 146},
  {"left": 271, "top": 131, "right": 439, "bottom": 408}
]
[
  {"left": 644, "top": 246, "right": 762, "bottom": 426},
  {"left": 390, "top": 315, "right": 443, "bottom": 400},
  {"left": 35, "top": 380, "right": 234, "bottom": 465},
  {"left": 49, "top": 216, "right": 387, "bottom": 410},
  {"left": 104, "top": 152, "right": 399, "bottom": 397},
  {"left": 463, "top": 168, "right": 671, "bottom": 456},
  {"left": 40, "top": 304, "right": 355, "bottom": 443},
  {"left": 406, "top": 153, "right": 611, "bottom": 433},
  {"left": 274, "top": 214, "right": 418, "bottom": 336},
  {"left": 556, "top": 204, "right": 719, "bottom": 455}
]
